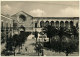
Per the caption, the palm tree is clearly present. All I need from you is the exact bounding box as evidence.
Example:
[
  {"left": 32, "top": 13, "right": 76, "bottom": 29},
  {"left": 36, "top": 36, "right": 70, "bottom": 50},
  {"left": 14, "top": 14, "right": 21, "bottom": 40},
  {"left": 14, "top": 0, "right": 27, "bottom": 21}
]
[
  {"left": 56, "top": 27, "right": 78, "bottom": 56},
  {"left": 70, "top": 26, "right": 79, "bottom": 39},
  {"left": 42, "top": 25, "right": 57, "bottom": 49},
  {"left": 43, "top": 26, "right": 79, "bottom": 56}
]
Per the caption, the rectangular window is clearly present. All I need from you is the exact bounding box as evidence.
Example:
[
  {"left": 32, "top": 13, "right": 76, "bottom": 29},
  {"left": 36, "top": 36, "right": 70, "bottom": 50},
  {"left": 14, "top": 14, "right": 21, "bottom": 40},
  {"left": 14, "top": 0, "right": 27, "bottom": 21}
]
[
  {"left": 6, "top": 23, "right": 8, "bottom": 31},
  {"left": 10, "top": 24, "right": 12, "bottom": 31},
  {"left": 35, "top": 23, "right": 37, "bottom": 28},
  {"left": 1, "top": 22, "right": 3, "bottom": 29},
  {"left": 1, "top": 22, "right": 4, "bottom": 32}
]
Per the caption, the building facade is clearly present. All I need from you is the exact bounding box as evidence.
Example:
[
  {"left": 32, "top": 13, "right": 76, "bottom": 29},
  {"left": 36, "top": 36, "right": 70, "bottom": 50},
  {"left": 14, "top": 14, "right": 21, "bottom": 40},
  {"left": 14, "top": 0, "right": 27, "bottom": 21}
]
[
  {"left": 1, "top": 11, "right": 79, "bottom": 51},
  {"left": 1, "top": 11, "right": 79, "bottom": 34},
  {"left": 11, "top": 11, "right": 79, "bottom": 32},
  {"left": 1, "top": 14, "right": 13, "bottom": 40},
  {"left": 1, "top": 14, "right": 13, "bottom": 52}
]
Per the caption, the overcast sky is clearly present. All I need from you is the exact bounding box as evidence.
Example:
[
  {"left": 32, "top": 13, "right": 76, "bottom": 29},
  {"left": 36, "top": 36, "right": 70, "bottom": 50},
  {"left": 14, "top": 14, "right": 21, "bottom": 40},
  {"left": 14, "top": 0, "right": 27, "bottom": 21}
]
[{"left": 1, "top": 1, "right": 79, "bottom": 17}]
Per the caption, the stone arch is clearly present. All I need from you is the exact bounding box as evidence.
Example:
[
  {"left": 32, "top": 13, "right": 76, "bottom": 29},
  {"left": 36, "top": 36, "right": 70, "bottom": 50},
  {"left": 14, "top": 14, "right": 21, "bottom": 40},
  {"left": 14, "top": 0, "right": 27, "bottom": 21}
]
[
  {"left": 70, "top": 21, "right": 74, "bottom": 28},
  {"left": 45, "top": 21, "right": 49, "bottom": 26},
  {"left": 50, "top": 21, "right": 54, "bottom": 26},
  {"left": 60, "top": 21, "right": 64, "bottom": 27},
  {"left": 40, "top": 21, "right": 44, "bottom": 27},
  {"left": 20, "top": 25, "right": 25, "bottom": 31},
  {"left": 35, "top": 23, "right": 37, "bottom": 28},
  {"left": 19, "top": 14, "right": 26, "bottom": 21},
  {"left": 76, "top": 22, "right": 78, "bottom": 28},
  {"left": 55, "top": 21, "right": 59, "bottom": 28},
  {"left": 65, "top": 21, "right": 69, "bottom": 28}
]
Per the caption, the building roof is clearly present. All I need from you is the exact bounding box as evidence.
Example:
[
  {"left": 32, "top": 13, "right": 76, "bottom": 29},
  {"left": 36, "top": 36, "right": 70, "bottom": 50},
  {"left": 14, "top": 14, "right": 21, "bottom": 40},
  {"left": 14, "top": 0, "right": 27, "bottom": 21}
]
[
  {"left": 10, "top": 11, "right": 79, "bottom": 19},
  {"left": 11, "top": 11, "right": 33, "bottom": 18},
  {"left": 1, "top": 14, "right": 13, "bottom": 20},
  {"left": 33, "top": 17, "right": 79, "bottom": 19}
]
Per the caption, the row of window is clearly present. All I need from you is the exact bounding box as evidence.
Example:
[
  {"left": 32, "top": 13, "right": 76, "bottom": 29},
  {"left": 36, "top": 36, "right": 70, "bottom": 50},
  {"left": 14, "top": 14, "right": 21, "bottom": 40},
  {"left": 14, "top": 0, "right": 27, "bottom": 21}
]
[
  {"left": 1, "top": 21, "right": 13, "bottom": 44},
  {"left": 1, "top": 21, "right": 12, "bottom": 32},
  {"left": 35, "top": 21, "right": 78, "bottom": 28}
]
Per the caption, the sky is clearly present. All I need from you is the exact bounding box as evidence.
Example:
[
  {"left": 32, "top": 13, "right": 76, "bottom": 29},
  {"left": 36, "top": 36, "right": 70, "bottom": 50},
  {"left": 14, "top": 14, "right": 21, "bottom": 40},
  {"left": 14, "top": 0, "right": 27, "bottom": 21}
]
[{"left": 1, "top": 1, "right": 79, "bottom": 17}]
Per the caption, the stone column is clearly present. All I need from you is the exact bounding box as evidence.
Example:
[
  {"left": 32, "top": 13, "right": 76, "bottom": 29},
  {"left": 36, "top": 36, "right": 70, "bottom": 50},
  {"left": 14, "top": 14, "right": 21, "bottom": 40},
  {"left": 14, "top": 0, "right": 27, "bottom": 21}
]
[
  {"left": 68, "top": 21, "right": 70, "bottom": 29},
  {"left": 54, "top": 21, "right": 56, "bottom": 27},
  {"left": 59, "top": 21, "right": 60, "bottom": 28}
]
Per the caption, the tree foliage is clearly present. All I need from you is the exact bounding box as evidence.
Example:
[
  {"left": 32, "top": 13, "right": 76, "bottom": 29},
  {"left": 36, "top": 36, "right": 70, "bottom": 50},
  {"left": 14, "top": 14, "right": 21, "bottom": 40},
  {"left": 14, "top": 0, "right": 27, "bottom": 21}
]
[
  {"left": 43, "top": 25, "right": 58, "bottom": 43},
  {"left": 43, "top": 25, "right": 79, "bottom": 56},
  {"left": 3, "top": 31, "right": 31, "bottom": 55}
]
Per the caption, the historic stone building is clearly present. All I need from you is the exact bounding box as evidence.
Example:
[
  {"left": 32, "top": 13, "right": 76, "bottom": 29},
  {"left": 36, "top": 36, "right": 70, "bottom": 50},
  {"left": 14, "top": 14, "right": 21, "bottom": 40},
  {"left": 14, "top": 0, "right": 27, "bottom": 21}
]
[
  {"left": 1, "top": 11, "right": 79, "bottom": 55},
  {"left": 1, "top": 14, "right": 13, "bottom": 38},
  {"left": 11, "top": 11, "right": 79, "bottom": 32},
  {"left": 11, "top": 11, "right": 33, "bottom": 32},
  {"left": 1, "top": 14, "right": 13, "bottom": 52},
  {"left": 1, "top": 11, "right": 79, "bottom": 51}
]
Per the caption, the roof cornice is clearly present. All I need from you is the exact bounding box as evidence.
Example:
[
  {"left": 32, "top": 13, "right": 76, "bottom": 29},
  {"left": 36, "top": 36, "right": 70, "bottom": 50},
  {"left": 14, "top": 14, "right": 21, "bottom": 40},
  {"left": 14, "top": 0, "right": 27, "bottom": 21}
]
[{"left": 33, "top": 17, "right": 79, "bottom": 19}]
